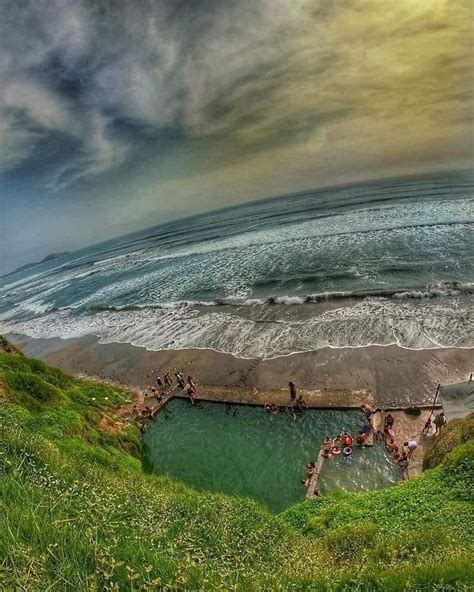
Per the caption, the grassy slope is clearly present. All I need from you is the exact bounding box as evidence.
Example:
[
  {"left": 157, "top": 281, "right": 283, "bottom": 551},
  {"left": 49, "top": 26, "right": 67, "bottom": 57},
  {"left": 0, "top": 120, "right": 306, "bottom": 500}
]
[{"left": 0, "top": 349, "right": 473, "bottom": 591}]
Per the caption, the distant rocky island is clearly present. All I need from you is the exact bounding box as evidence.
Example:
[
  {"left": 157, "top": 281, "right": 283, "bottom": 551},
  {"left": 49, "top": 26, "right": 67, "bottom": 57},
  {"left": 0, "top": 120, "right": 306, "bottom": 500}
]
[{"left": 6, "top": 251, "right": 70, "bottom": 276}]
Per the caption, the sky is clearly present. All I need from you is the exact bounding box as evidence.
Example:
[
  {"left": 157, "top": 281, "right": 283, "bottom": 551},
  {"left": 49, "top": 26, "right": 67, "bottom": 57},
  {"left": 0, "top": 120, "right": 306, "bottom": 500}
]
[{"left": 0, "top": 0, "right": 473, "bottom": 273}]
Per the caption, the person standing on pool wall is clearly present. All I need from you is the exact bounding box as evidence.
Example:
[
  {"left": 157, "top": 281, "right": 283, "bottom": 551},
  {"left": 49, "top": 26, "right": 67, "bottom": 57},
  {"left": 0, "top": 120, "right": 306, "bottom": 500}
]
[
  {"left": 403, "top": 440, "right": 418, "bottom": 457},
  {"left": 289, "top": 381, "right": 297, "bottom": 401},
  {"left": 434, "top": 412, "right": 446, "bottom": 435},
  {"left": 296, "top": 394, "right": 308, "bottom": 410},
  {"left": 187, "top": 383, "right": 196, "bottom": 405},
  {"left": 175, "top": 372, "right": 185, "bottom": 389}
]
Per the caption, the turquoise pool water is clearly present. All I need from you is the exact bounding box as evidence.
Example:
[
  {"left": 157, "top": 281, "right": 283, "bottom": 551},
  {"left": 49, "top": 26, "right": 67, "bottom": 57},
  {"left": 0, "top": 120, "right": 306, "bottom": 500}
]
[{"left": 143, "top": 399, "right": 401, "bottom": 512}]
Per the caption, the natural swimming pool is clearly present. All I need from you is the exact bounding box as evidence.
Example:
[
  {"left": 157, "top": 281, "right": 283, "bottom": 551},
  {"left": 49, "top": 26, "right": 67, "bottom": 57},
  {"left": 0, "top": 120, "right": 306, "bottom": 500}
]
[{"left": 143, "top": 399, "right": 402, "bottom": 512}]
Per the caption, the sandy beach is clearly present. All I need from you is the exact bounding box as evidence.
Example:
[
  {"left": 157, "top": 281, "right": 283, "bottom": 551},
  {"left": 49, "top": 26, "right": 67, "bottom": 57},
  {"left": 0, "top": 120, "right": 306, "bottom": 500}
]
[{"left": 8, "top": 332, "right": 473, "bottom": 408}]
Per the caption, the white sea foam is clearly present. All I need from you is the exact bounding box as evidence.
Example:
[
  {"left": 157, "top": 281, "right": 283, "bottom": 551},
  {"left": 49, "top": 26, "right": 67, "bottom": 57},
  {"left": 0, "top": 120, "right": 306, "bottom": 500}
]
[
  {"left": 1, "top": 296, "right": 472, "bottom": 359},
  {"left": 1, "top": 176, "right": 472, "bottom": 358}
]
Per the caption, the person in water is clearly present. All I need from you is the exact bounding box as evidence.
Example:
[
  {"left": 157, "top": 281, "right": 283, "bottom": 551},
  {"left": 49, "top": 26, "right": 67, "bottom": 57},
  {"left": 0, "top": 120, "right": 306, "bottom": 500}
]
[
  {"left": 323, "top": 437, "right": 332, "bottom": 452},
  {"left": 386, "top": 437, "right": 399, "bottom": 454},
  {"left": 343, "top": 447, "right": 353, "bottom": 463},
  {"left": 264, "top": 402, "right": 278, "bottom": 414},
  {"left": 296, "top": 395, "right": 308, "bottom": 410},
  {"left": 356, "top": 431, "right": 366, "bottom": 446},
  {"left": 289, "top": 381, "right": 297, "bottom": 401},
  {"left": 342, "top": 431, "right": 353, "bottom": 447}
]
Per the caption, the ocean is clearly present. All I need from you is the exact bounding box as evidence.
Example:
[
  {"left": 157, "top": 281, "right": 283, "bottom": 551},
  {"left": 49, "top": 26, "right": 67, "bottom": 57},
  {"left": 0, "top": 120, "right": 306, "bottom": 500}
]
[{"left": 1, "top": 170, "right": 473, "bottom": 359}]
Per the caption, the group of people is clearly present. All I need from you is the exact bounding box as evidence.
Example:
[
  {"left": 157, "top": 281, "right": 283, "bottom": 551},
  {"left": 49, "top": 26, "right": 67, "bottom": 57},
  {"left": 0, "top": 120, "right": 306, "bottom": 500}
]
[
  {"left": 381, "top": 412, "right": 420, "bottom": 472},
  {"left": 132, "top": 403, "right": 154, "bottom": 433},
  {"left": 422, "top": 411, "right": 447, "bottom": 436},
  {"left": 300, "top": 430, "right": 354, "bottom": 489},
  {"left": 325, "top": 431, "right": 355, "bottom": 459},
  {"left": 382, "top": 413, "right": 412, "bottom": 471},
  {"left": 264, "top": 396, "right": 307, "bottom": 416},
  {"left": 131, "top": 369, "right": 199, "bottom": 431},
  {"left": 264, "top": 381, "right": 308, "bottom": 416},
  {"left": 384, "top": 410, "right": 447, "bottom": 474},
  {"left": 150, "top": 370, "right": 197, "bottom": 405},
  {"left": 298, "top": 396, "right": 451, "bottom": 491}
]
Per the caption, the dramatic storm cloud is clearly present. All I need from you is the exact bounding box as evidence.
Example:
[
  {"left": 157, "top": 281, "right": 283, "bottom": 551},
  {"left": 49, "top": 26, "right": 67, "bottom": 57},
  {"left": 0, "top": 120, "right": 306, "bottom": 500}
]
[{"left": 0, "top": 0, "right": 473, "bottom": 272}]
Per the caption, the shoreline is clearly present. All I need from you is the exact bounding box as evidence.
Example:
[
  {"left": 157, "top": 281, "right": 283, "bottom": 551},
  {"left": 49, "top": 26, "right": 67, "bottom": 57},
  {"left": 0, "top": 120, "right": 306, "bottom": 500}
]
[
  {"left": 7, "top": 332, "right": 473, "bottom": 408},
  {"left": 4, "top": 332, "right": 456, "bottom": 481}
]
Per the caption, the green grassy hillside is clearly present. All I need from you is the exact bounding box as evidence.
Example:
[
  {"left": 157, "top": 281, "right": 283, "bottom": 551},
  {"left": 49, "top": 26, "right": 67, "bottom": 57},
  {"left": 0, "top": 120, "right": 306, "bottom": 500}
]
[{"left": 0, "top": 346, "right": 473, "bottom": 590}]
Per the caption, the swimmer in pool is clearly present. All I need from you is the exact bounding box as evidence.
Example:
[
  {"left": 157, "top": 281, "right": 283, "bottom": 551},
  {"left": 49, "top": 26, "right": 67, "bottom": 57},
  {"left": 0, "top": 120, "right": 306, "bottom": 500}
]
[
  {"left": 387, "top": 438, "right": 399, "bottom": 454},
  {"left": 343, "top": 447, "right": 353, "bottom": 464},
  {"left": 342, "top": 432, "right": 353, "bottom": 447}
]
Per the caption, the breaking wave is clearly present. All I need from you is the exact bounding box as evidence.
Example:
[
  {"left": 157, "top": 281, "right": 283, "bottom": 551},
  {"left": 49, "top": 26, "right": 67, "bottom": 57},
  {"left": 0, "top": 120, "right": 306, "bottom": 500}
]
[
  {"left": 1, "top": 289, "right": 473, "bottom": 360},
  {"left": 1, "top": 171, "right": 472, "bottom": 359},
  {"left": 73, "top": 282, "right": 473, "bottom": 312}
]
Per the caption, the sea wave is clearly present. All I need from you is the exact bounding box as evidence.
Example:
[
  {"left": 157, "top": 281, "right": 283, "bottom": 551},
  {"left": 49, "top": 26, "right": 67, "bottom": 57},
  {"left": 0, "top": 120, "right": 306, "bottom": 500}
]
[
  {"left": 74, "top": 282, "right": 473, "bottom": 313},
  {"left": 1, "top": 288, "right": 472, "bottom": 359}
]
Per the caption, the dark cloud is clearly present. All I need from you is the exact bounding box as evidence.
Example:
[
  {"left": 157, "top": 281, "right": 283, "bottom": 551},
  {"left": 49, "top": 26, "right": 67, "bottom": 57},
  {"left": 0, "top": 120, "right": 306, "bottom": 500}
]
[
  {"left": 2, "top": 0, "right": 472, "bottom": 190},
  {"left": 0, "top": 0, "right": 472, "bottom": 276}
]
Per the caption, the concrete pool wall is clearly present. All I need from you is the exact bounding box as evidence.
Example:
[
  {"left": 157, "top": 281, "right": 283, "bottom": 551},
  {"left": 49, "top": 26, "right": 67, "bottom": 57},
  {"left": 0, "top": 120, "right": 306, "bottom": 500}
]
[{"left": 116, "top": 383, "right": 440, "bottom": 487}]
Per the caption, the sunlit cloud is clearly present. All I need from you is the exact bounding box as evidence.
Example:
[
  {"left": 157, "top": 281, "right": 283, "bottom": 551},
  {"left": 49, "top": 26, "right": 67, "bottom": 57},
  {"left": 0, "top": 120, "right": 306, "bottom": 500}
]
[{"left": 0, "top": 0, "right": 472, "bottom": 271}]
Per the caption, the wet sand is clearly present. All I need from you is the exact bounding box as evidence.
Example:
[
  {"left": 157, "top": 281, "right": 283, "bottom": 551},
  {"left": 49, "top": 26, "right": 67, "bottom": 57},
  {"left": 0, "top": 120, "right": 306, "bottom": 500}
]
[{"left": 7, "top": 333, "right": 473, "bottom": 408}]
